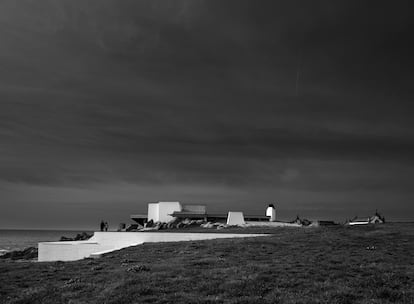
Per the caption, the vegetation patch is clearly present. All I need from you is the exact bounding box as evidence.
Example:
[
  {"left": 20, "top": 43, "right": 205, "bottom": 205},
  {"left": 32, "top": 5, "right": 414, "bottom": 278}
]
[{"left": 0, "top": 223, "right": 413, "bottom": 303}]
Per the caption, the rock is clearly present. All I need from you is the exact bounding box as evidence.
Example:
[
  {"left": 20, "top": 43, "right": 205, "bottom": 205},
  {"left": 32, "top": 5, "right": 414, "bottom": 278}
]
[
  {"left": 216, "top": 223, "right": 228, "bottom": 230},
  {"left": 201, "top": 222, "right": 214, "bottom": 228},
  {"left": 182, "top": 218, "right": 191, "bottom": 225},
  {"left": 168, "top": 218, "right": 180, "bottom": 225},
  {"left": 301, "top": 219, "right": 312, "bottom": 226},
  {"left": 145, "top": 220, "right": 154, "bottom": 228},
  {"left": 60, "top": 232, "right": 92, "bottom": 242},
  {"left": 60, "top": 236, "right": 74, "bottom": 241},
  {"left": 74, "top": 232, "right": 92, "bottom": 241},
  {"left": 126, "top": 224, "right": 143, "bottom": 231},
  {"left": 0, "top": 247, "right": 38, "bottom": 260}
]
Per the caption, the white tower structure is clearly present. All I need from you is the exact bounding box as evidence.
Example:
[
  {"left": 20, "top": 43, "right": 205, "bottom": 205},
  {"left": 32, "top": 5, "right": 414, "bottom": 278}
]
[{"left": 266, "top": 204, "right": 276, "bottom": 222}]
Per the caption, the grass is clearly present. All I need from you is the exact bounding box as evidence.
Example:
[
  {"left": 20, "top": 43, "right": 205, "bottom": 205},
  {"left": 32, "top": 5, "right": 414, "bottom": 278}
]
[{"left": 1, "top": 223, "right": 413, "bottom": 303}]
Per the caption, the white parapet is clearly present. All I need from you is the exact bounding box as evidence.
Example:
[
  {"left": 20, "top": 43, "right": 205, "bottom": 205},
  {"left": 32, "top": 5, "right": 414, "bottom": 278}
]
[{"left": 38, "top": 231, "right": 267, "bottom": 262}]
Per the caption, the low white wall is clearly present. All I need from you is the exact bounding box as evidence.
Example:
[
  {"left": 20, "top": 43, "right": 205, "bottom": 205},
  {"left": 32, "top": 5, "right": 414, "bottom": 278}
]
[
  {"left": 38, "top": 241, "right": 113, "bottom": 262},
  {"left": 38, "top": 232, "right": 267, "bottom": 262}
]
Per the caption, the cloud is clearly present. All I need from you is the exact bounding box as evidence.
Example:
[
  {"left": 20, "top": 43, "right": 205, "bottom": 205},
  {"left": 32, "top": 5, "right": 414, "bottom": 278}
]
[
  {"left": 281, "top": 169, "right": 300, "bottom": 182},
  {"left": 0, "top": 1, "right": 413, "bottom": 227}
]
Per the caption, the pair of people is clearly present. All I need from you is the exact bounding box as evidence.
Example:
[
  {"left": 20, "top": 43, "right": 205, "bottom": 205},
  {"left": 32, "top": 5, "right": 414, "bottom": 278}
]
[{"left": 100, "top": 220, "right": 109, "bottom": 232}]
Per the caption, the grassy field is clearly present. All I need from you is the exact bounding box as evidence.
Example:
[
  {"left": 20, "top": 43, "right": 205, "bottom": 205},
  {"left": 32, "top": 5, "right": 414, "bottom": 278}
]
[{"left": 1, "top": 223, "right": 413, "bottom": 304}]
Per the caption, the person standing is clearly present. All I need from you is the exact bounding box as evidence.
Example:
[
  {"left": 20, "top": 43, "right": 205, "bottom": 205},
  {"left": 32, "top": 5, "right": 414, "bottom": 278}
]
[
  {"left": 104, "top": 221, "right": 109, "bottom": 232},
  {"left": 100, "top": 220, "right": 105, "bottom": 232}
]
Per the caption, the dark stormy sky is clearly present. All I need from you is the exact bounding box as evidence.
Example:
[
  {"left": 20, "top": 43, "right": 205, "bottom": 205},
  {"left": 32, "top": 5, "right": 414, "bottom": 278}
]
[{"left": 1, "top": 1, "right": 413, "bottom": 229}]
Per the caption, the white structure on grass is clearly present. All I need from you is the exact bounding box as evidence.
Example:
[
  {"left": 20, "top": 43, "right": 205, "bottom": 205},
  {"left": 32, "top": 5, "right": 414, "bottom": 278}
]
[
  {"left": 147, "top": 201, "right": 182, "bottom": 223},
  {"left": 226, "top": 212, "right": 246, "bottom": 226},
  {"left": 266, "top": 204, "right": 276, "bottom": 222}
]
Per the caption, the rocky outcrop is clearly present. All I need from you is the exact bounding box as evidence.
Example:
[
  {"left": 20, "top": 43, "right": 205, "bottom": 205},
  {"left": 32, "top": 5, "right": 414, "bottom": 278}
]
[
  {"left": 200, "top": 222, "right": 228, "bottom": 229},
  {"left": 59, "top": 232, "right": 92, "bottom": 242},
  {"left": 0, "top": 247, "right": 38, "bottom": 260}
]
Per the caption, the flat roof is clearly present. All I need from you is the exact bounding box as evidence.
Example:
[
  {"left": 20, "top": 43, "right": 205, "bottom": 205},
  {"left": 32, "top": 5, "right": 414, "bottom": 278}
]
[
  {"left": 171, "top": 212, "right": 270, "bottom": 219},
  {"left": 131, "top": 213, "right": 270, "bottom": 220}
]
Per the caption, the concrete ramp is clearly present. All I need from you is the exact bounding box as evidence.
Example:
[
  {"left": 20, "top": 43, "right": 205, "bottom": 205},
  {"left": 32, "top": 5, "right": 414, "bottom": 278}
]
[
  {"left": 38, "top": 231, "right": 266, "bottom": 262},
  {"left": 226, "top": 212, "right": 245, "bottom": 226}
]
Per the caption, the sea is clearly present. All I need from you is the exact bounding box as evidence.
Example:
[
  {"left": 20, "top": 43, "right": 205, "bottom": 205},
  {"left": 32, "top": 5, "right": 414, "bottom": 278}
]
[{"left": 0, "top": 229, "right": 93, "bottom": 255}]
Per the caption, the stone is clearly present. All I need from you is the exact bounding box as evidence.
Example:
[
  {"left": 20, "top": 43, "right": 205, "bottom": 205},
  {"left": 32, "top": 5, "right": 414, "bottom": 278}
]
[
  {"left": 182, "top": 218, "right": 191, "bottom": 225},
  {"left": 145, "top": 220, "right": 154, "bottom": 228}
]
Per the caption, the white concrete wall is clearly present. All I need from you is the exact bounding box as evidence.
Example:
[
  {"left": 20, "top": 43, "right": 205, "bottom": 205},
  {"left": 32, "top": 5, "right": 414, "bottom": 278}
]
[
  {"left": 147, "top": 203, "right": 159, "bottom": 222},
  {"left": 38, "top": 240, "right": 113, "bottom": 262},
  {"left": 38, "top": 231, "right": 267, "bottom": 262},
  {"left": 157, "top": 202, "right": 182, "bottom": 223},
  {"left": 226, "top": 212, "right": 245, "bottom": 225},
  {"left": 147, "top": 202, "right": 182, "bottom": 223}
]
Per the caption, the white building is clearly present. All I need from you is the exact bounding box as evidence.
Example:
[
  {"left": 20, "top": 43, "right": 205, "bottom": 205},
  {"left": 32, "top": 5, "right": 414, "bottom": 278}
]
[
  {"left": 147, "top": 201, "right": 182, "bottom": 223},
  {"left": 131, "top": 201, "right": 273, "bottom": 225}
]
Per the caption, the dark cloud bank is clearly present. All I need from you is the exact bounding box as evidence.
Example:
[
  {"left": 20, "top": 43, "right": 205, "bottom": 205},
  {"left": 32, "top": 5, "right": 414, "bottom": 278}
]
[{"left": 0, "top": 1, "right": 413, "bottom": 229}]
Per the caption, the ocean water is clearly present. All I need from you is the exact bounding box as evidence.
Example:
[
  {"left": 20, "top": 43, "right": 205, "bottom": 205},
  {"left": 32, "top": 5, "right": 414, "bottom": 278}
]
[{"left": 0, "top": 230, "right": 93, "bottom": 253}]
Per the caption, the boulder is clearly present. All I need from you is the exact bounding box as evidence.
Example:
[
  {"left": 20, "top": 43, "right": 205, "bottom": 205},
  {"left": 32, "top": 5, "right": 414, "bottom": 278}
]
[
  {"left": 182, "top": 218, "right": 191, "bottom": 225},
  {"left": 201, "top": 222, "right": 214, "bottom": 228},
  {"left": 60, "top": 232, "right": 92, "bottom": 241},
  {"left": 60, "top": 236, "right": 74, "bottom": 241},
  {"left": 74, "top": 232, "right": 92, "bottom": 240},
  {"left": 145, "top": 220, "right": 154, "bottom": 228},
  {"left": 301, "top": 219, "right": 312, "bottom": 226}
]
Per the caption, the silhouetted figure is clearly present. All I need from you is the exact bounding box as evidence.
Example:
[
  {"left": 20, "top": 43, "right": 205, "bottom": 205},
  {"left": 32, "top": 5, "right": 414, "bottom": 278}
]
[
  {"left": 100, "top": 220, "right": 105, "bottom": 232},
  {"left": 104, "top": 222, "right": 109, "bottom": 232}
]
